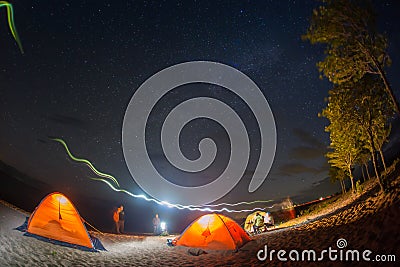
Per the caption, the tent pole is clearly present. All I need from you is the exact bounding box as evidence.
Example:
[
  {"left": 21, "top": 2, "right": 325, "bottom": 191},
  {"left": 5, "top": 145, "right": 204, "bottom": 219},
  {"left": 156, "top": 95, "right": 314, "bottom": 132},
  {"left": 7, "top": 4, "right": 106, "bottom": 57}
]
[
  {"left": 58, "top": 200, "right": 62, "bottom": 220},
  {"left": 216, "top": 214, "right": 238, "bottom": 251}
]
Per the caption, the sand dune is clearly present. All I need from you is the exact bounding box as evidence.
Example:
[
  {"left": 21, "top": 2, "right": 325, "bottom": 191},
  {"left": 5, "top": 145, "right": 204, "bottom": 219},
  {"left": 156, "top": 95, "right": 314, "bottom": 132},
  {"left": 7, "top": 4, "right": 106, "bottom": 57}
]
[{"left": 1, "top": 175, "right": 399, "bottom": 266}]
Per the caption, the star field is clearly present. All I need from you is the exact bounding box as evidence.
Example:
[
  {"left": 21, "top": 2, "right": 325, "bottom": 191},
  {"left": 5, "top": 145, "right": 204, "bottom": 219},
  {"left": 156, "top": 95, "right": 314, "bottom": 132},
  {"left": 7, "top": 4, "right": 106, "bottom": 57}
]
[{"left": 1, "top": 0, "right": 400, "bottom": 209}]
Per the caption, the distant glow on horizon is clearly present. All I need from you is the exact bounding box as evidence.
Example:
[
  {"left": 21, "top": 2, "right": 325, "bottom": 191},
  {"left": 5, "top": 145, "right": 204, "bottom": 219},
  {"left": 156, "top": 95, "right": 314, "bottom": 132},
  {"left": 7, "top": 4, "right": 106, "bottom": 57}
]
[
  {"left": 0, "top": 1, "right": 23, "bottom": 53},
  {"left": 53, "top": 137, "right": 275, "bottom": 213}
]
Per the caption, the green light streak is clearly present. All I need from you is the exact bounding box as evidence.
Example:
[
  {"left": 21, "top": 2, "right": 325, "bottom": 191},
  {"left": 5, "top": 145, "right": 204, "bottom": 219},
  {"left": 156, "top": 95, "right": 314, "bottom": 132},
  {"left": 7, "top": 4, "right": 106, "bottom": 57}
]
[
  {"left": 51, "top": 138, "right": 120, "bottom": 187},
  {"left": 0, "top": 1, "right": 23, "bottom": 53},
  {"left": 52, "top": 137, "right": 275, "bottom": 212}
]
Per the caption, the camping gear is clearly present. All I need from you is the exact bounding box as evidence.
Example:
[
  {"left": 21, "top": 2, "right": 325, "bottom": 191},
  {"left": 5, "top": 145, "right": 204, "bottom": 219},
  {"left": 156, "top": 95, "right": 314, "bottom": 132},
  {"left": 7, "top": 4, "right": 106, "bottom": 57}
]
[
  {"left": 22, "top": 192, "right": 105, "bottom": 251},
  {"left": 174, "top": 213, "right": 251, "bottom": 250}
]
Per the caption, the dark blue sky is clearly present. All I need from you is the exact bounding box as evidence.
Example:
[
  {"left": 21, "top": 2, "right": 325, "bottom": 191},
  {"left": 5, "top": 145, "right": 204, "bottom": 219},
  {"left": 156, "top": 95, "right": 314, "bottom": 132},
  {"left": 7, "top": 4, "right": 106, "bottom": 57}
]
[{"left": 1, "top": 0, "right": 399, "bottom": 210}]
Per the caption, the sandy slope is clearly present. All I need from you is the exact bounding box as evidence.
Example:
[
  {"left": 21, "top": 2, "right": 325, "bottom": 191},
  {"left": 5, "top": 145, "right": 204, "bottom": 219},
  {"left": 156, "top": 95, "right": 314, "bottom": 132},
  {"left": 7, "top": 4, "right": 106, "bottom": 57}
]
[{"left": 0, "top": 175, "right": 399, "bottom": 267}]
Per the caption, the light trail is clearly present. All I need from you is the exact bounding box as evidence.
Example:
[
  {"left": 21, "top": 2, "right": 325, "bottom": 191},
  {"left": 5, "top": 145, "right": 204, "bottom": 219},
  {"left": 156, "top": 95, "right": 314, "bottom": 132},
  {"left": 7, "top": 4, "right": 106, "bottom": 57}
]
[
  {"left": 90, "top": 177, "right": 274, "bottom": 213},
  {"left": 51, "top": 138, "right": 119, "bottom": 187},
  {"left": 190, "top": 200, "right": 273, "bottom": 208},
  {"left": 53, "top": 137, "right": 275, "bottom": 213},
  {"left": 0, "top": 1, "right": 23, "bottom": 53}
]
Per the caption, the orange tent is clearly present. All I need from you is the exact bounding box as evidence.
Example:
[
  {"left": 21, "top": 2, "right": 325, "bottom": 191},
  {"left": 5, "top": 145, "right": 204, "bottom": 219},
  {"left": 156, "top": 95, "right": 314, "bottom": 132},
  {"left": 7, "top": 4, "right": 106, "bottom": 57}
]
[
  {"left": 175, "top": 213, "right": 251, "bottom": 250},
  {"left": 27, "top": 192, "right": 94, "bottom": 249}
]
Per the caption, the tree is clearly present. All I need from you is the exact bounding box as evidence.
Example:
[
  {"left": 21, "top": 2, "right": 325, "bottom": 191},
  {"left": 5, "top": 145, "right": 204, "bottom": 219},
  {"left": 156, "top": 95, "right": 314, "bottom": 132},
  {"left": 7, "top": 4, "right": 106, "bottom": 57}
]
[
  {"left": 329, "top": 166, "right": 347, "bottom": 194},
  {"left": 373, "top": 122, "right": 391, "bottom": 173},
  {"left": 303, "top": 0, "right": 399, "bottom": 113},
  {"left": 322, "top": 88, "right": 363, "bottom": 193},
  {"left": 326, "top": 137, "right": 361, "bottom": 194},
  {"left": 323, "top": 76, "right": 394, "bottom": 192},
  {"left": 352, "top": 76, "right": 394, "bottom": 190},
  {"left": 358, "top": 149, "right": 371, "bottom": 181}
]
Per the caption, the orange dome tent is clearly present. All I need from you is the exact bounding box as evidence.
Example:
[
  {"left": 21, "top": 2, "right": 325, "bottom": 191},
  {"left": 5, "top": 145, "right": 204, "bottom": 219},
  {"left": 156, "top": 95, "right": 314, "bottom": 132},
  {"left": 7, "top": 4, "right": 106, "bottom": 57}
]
[
  {"left": 26, "top": 192, "right": 95, "bottom": 250},
  {"left": 175, "top": 213, "right": 251, "bottom": 250}
]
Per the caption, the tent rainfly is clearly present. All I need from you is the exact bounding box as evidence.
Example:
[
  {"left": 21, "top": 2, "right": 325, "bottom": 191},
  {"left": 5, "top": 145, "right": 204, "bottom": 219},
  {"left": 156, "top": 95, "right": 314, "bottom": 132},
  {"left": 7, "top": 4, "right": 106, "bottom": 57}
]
[
  {"left": 24, "top": 192, "right": 104, "bottom": 251},
  {"left": 174, "top": 213, "right": 251, "bottom": 250}
]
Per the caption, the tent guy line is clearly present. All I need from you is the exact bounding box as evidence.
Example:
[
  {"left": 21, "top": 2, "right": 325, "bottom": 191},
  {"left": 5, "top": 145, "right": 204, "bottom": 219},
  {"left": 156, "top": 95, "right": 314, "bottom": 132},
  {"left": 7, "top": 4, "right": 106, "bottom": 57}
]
[{"left": 52, "top": 137, "right": 275, "bottom": 212}]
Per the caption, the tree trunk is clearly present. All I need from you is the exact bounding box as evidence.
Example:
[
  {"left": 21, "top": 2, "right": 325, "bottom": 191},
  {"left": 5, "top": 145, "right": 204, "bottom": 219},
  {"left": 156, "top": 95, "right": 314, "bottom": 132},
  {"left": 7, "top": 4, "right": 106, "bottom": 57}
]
[
  {"left": 341, "top": 179, "right": 346, "bottom": 194},
  {"left": 339, "top": 179, "right": 343, "bottom": 194},
  {"left": 364, "top": 45, "right": 400, "bottom": 115},
  {"left": 364, "top": 163, "right": 371, "bottom": 180},
  {"left": 376, "top": 64, "right": 400, "bottom": 115},
  {"left": 348, "top": 165, "right": 355, "bottom": 194},
  {"left": 371, "top": 151, "right": 384, "bottom": 192},
  {"left": 361, "top": 165, "right": 366, "bottom": 183},
  {"left": 379, "top": 149, "right": 387, "bottom": 173},
  {"left": 367, "top": 125, "right": 384, "bottom": 191}
]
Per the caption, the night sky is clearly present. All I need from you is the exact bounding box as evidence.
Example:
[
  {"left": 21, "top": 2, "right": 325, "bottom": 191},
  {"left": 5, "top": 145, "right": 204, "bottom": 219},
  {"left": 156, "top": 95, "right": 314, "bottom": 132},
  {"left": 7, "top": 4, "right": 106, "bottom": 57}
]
[{"left": 1, "top": 1, "right": 400, "bottom": 231}]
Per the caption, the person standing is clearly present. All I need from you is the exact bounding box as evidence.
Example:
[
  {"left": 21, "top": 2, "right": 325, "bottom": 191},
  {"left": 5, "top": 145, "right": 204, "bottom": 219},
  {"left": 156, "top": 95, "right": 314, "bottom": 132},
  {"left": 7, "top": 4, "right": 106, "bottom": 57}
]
[
  {"left": 113, "top": 206, "right": 121, "bottom": 234},
  {"left": 253, "top": 212, "right": 264, "bottom": 234},
  {"left": 118, "top": 205, "right": 125, "bottom": 234},
  {"left": 152, "top": 213, "right": 160, "bottom": 235}
]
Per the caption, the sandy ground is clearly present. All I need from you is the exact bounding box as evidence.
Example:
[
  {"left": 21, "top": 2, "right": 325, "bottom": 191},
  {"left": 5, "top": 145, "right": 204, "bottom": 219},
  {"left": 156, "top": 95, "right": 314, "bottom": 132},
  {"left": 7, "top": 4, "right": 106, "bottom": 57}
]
[{"left": 1, "top": 176, "right": 399, "bottom": 267}]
